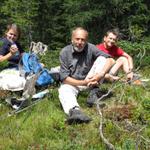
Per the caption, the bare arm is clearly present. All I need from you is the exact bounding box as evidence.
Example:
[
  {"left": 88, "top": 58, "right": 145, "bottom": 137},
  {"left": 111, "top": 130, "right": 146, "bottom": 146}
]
[
  {"left": 63, "top": 76, "right": 89, "bottom": 86},
  {"left": 123, "top": 52, "right": 134, "bottom": 80},
  {"left": 0, "top": 45, "right": 18, "bottom": 62},
  {"left": 63, "top": 58, "right": 114, "bottom": 87},
  {"left": 123, "top": 52, "right": 133, "bottom": 71},
  {"left": 87, "top": 58, "right": 114, "bottom": 87},
  {"left": 0, "top": 53, "right": 13, "bottom": 62}
]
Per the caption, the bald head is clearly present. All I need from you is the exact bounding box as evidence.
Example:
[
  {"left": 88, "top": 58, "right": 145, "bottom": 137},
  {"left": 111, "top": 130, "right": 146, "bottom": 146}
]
[
  {"left": 71, "top": 27, "right": 88, "bottom": 52},
  {"left": 72, "top": 27, "right": 88, "bottom": 40}
]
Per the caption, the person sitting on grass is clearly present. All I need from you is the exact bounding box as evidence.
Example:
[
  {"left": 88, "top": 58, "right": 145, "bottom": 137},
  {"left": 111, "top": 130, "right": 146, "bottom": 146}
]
[
  {"left": 0, "top": 23, "right": 24, "bottom": 68},
  {"left": 96, "top": 29, "right": 134, "bottom": 82},
  {"left": 58, "top": 27, "right": 114, "bottom": 125}
]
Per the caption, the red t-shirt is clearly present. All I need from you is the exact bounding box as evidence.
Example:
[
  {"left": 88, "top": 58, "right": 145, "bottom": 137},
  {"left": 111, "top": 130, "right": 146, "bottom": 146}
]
[{"left": 96, "top": 43, "right": 124, "bottom": 58}]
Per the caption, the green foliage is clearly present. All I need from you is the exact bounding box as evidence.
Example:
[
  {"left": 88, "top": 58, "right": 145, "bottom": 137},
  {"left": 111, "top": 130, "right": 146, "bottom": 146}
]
[
  {"left": 128, "top": 24, "right": 145, "bottom": 41},
  {"left": 1, "top": 45, "right": 150, "bottom": 149},
  {"left": 118, "top": 39, "right": 150, "bottom": 69},
  {"left": 142, "top": 98, "right": 150, "bottom": 111},
  {"left": 0, "top": 61, "right": 9, "bottom": 71},
  {"left": 0, "top": 0, "right": 39, "bottom": 47},
  {"left": 0, "top": 0, "right": 150, "bottom": 49},
  {"left": 122, "top": 139, "right": 135, "bottom": 150}
]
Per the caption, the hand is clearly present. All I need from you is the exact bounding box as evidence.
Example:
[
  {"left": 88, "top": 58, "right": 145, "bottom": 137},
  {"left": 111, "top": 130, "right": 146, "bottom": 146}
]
[
  {"left": 127, "top": 71, "right": 134, "bottom": 81},
  {"left": 85, "top": 72, "right": 105, "bottom": 87},
  {"left": 10, "top": 44, "right": 18, "bottom": 55},
  {"left": 90, "top": 72, "right": 105, "bottom": 82},
  {"left": 86, "top": 75, "right": 100, "bottom": 87},
  {"left": 87, "top": 80, "right": 98, "bottom": 87}
]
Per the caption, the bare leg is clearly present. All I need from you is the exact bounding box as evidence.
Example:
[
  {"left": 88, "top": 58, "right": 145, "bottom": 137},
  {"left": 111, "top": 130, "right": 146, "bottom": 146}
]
[
  {"left": 108, "top": 56, "right": 133, "bottom": 81},
  {"left": 104, "top": 58, "right": 120, "bottom": 82},
  {"left": 115, "top": 57, "right": 133, "bottom": 80},
  {"left": 105, "top": 57, "right": 128, "bottom": 82},
  {"left": 110, "top": 57, "right": 126, "bottom": 74}
]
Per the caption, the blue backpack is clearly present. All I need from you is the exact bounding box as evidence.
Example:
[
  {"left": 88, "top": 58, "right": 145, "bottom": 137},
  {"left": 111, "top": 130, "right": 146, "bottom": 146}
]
[{"left": 20, "top": 53, "right": 54, "bottom": 86}]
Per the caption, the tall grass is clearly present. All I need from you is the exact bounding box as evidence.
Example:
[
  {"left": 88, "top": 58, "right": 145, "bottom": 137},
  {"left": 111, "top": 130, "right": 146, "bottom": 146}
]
[{"left": 0, "top": 40, "right": 150, "bottom": 150}]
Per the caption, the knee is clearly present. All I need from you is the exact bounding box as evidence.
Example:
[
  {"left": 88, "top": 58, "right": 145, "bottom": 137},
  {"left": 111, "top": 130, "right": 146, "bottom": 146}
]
[
  {"left": 109, "top": 58, "right": 116, "bottom": 65},
  {"left": 116, "top": 56, "right": 128, "bottom": 64}
]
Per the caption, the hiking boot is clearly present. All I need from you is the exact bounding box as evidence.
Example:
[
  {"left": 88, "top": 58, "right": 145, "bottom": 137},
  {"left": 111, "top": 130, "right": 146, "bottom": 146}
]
[
  {"left": 67, "top": 108, "right": 91, "bottom": 125},
  {"left": 86, "top": 87, "right": 101, "bottom": 107}
]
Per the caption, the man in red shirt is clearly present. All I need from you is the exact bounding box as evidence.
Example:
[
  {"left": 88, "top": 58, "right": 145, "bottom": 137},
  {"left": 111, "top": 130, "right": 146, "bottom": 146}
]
[{"left": 96, "top": 29, "right": 134, "bottom": 82}]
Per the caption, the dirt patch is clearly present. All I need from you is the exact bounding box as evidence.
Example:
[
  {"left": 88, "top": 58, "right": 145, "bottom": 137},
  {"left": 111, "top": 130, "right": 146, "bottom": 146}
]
[
  {"left": 0, "top": 90, "right": 10, "bottom": 99},
  {"left": 104, "top": 103, "right": 136, "bottom": 121}
]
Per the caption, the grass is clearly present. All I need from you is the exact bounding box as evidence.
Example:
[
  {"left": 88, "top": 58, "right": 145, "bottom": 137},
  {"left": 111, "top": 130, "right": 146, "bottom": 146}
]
[{"left": 0, "top": 50, "right": 150, "bottom": 150}]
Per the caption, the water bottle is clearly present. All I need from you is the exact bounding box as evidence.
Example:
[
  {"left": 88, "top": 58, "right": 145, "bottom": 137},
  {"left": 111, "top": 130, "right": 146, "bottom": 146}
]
[{"left": 32, "top": 89, "right": 49, "bottom": 99}]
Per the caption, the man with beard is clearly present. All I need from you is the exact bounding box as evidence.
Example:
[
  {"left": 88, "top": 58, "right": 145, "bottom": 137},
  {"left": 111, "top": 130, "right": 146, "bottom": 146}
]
[{"left": 58, "top": 27, "right": 114, "bottom": 124}]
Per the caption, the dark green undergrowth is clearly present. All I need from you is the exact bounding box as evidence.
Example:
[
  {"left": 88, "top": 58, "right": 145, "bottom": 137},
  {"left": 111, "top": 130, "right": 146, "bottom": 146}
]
[{"left": 0, "top": 40, "right": 150, "bottom": 150}]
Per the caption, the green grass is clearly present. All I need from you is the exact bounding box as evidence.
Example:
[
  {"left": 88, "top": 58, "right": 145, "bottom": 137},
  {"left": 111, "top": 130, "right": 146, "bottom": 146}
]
[{"left": 0, "top": 49, "right": 150, "bottom": 150}]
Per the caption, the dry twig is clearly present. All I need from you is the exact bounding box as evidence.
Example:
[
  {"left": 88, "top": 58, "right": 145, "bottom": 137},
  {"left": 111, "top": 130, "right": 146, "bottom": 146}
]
[{"left": 96, "top": 83, "right": 120, "bottom": 150}]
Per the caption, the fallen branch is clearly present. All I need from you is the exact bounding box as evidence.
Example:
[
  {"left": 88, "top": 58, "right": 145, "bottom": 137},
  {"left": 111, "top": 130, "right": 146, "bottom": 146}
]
[
  {"left": 97, "top": 104, "right": 115, "bottom": 150},
  {"left": 140, "top": 135, "right": 150, "bottom": 143},
  {"left": 96, "top": 83, "right": 119, "bottom": 150},
  {"left": 131, "top": 125, "right": 147, "bottom": 136},
  {"left": 96, "top": 80, "right": 133, "bottom": 149}
]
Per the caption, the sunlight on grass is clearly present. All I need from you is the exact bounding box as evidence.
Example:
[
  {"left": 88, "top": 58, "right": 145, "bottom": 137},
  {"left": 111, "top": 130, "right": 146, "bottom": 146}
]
[{"left": 0, "top": 48, "right": 150, "bottom": 150}]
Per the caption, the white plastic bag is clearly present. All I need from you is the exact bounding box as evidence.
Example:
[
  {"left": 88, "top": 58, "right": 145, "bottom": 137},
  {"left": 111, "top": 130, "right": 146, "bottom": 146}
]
[{"left": 0, "top": 68, "right": 26, "bottom": 91}]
